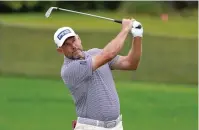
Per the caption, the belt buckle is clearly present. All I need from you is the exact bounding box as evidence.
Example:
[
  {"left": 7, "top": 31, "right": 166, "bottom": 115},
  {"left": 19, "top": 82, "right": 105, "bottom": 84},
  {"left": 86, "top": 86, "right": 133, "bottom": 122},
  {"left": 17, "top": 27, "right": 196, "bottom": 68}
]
[{"left": 104, "top": 121, "right": 117, "bottom": 128}]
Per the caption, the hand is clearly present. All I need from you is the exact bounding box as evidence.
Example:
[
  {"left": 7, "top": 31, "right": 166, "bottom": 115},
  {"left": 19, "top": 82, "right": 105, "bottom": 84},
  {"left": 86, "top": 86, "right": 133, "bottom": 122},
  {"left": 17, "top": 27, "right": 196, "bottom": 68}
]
[
  {"left": 131, "top": 20, "right": 143, "bottom": 37},
  {"left": 122, "top": 18, "right": 134, "bottom": 32}
]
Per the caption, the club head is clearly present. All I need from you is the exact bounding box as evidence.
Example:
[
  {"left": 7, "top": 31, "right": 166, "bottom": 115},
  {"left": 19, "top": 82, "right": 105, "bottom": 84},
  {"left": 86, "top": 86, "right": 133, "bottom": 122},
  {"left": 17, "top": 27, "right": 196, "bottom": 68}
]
[{"left": 45, "top": 7, "right": 57, "bottom": 18}]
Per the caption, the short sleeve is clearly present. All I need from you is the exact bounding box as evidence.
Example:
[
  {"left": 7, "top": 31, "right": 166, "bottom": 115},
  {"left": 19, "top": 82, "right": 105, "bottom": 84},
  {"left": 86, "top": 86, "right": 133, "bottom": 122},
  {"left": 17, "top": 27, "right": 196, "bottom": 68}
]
[
  {"left": 87, "top": 48, "right": 120, "bottom": 70},
  {"left": 61, "top": 57, "right": 93, "bottom": 86},
  {"left": 108, "top": 55, "right": 120, "bottom": 70}
]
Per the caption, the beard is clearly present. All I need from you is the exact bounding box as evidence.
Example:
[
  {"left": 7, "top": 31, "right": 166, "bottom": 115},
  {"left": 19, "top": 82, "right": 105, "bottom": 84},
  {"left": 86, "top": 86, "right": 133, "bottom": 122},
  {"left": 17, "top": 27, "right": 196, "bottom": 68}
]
[{"left": 68, "top": 49, "right": 84, "bottom": 60}]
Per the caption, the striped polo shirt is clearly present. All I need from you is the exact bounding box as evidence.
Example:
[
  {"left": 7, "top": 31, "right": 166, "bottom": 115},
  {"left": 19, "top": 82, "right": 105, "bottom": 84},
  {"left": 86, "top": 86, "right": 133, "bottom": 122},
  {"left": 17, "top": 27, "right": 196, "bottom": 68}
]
[{"left": 61, "top": 48, "right": 120, "bottom": 121}]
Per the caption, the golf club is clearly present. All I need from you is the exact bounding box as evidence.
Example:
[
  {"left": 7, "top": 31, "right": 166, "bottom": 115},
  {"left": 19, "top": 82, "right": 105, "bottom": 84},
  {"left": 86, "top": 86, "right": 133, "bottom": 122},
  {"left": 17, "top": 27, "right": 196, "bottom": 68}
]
[{"left": 45, "top": 7, "right": 141, "bottom": 29}]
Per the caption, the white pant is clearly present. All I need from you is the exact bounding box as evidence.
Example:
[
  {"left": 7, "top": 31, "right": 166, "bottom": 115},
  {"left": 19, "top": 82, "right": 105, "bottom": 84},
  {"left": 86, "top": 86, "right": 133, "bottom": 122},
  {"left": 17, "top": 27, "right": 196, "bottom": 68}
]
[{"left": 74, "top": 121, "right": 123, "bottom": 130}]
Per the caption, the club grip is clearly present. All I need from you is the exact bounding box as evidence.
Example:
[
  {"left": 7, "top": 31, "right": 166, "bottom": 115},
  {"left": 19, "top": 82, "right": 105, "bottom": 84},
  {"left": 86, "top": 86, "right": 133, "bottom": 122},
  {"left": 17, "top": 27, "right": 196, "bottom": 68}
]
[
  {"left": 114, "top": 19, "right": 122, "bottom": 24},
  {"left": 114, "top": 19, "right": 142, "bottom": 29}
]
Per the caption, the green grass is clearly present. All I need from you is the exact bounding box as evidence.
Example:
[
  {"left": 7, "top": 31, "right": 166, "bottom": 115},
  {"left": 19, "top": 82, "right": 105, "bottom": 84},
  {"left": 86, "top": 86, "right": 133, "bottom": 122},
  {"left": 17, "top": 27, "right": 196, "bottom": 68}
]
[
  {"left": 0, "top": 76, "right": 197, "bottom": 130},
  {"left": 0, "top": 25, "right": 197, "bottom": 84},
  {"left": 0, "top": 13, "right": 197, "bottom": 84},
  {"left": 0, "top": 12, "right": 197, "bottom": 38}
]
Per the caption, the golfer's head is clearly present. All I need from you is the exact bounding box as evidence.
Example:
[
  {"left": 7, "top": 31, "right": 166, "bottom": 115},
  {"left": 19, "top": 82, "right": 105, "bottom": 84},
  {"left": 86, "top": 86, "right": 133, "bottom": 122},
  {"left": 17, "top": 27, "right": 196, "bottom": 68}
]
[{"left": 54, "top": 27, "right": 83, "bottom": 59}]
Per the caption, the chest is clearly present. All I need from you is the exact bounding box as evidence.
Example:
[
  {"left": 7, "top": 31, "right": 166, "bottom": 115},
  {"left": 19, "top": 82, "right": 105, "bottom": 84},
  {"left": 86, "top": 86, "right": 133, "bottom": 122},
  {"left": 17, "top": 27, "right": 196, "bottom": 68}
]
[{"left": 93, "top": 63, "right": 113, "bottom": 79}]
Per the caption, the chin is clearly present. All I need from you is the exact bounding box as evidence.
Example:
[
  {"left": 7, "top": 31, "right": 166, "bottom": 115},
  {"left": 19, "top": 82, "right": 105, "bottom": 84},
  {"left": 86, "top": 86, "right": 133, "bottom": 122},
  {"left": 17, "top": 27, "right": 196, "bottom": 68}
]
[
  {"left": 74, "top": 56, "right": 82, "bottom": 60},
  {"left": 69, "top": 55, "right": 80, "bottom": 60}
]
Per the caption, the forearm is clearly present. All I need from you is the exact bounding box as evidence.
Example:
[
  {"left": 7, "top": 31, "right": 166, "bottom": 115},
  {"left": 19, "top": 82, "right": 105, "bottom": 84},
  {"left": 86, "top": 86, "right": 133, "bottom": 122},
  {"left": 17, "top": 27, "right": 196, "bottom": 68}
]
[
  {"left": 103, "top": 28, "right": 129, "bottom": 58},
  {"left": 127, "top": 37, "right": 142, "bottom": 67}
]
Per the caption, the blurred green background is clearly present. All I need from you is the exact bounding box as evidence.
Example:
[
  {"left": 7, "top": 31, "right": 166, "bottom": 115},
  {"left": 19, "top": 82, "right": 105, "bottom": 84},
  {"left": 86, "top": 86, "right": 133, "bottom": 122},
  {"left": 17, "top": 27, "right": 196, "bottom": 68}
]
[{"left": 0, "top": 1, "right": 198, "bottom": 130}]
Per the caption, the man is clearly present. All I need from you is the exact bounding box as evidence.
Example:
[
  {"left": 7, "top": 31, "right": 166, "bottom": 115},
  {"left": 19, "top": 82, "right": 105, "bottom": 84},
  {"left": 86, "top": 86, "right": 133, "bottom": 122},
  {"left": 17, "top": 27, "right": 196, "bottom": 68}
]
[{"left": 53, "top": 19, "right": 143, "bottom": 130}]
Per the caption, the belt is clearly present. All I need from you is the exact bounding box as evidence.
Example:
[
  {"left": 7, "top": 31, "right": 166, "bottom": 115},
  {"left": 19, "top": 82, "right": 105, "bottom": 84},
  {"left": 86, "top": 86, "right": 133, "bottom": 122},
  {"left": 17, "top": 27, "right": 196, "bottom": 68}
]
[{"left": 77, "top": 115, "right": 122, "bottom": 128}]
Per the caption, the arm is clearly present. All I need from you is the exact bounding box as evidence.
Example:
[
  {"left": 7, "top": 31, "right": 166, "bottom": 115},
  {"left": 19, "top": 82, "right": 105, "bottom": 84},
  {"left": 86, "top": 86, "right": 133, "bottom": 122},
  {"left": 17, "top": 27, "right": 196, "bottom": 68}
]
[
  {"left": 111, "top": 20, "right": 143, "bottom": 70},
  {"left": 91, "top": 19, "right": 132, "bottom": 71},
  {"left": 127, "top": 37, "right": 142, "bottom": 69}
]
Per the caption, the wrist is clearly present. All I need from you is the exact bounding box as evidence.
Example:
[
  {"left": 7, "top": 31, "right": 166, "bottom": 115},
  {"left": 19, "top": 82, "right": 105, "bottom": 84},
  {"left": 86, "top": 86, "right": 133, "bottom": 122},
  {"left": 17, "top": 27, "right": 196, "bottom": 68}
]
[{"left": 133, "top": 36, "right": 142, "bottom": 40}]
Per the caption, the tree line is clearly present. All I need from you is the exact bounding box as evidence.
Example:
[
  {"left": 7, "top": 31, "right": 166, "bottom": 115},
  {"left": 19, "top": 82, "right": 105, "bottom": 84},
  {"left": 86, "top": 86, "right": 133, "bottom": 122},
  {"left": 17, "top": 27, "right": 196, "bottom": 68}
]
[{"left": 0, "top": 1, "right": 197, "bottom": 14}]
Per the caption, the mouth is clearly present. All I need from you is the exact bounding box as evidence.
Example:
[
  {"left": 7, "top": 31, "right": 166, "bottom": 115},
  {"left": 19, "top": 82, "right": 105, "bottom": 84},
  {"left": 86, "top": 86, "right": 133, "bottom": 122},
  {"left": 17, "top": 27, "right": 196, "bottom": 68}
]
[
  {"left": 73, "top": 49, "right": 81, "bottom": 55},
  {"left": 71, "top": 49, "right": 83, "bottom": 59}
]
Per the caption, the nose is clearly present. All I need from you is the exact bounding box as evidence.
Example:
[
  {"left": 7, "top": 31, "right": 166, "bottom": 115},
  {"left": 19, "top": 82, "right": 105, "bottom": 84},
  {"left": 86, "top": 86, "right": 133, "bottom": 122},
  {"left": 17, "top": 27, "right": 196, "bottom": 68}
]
[{"left": 71, "top": 43, "right": 77, "bottom": 50}]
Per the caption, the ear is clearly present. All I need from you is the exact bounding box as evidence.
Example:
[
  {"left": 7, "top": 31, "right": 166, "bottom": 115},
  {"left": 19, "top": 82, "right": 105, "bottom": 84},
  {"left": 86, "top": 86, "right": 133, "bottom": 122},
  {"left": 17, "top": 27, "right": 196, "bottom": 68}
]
[
  {"left": 56, "top": 47, "right": 63, "bottom": 54},
  {"left": 77, "top": 35, "right": 82, "bottom": 43},
  {"left": 76, "top": 34, "right": 80, "bottom": 40}
]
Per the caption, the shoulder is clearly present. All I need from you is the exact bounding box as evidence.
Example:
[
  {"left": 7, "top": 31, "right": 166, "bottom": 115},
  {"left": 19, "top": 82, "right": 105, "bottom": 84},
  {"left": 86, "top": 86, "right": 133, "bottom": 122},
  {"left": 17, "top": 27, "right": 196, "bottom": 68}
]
[
  {"left": 86, "top": 48, "right": 102, "bottom": 55},
  {"left": 60, "top": 61, "right": 76, "bottom": 77}
]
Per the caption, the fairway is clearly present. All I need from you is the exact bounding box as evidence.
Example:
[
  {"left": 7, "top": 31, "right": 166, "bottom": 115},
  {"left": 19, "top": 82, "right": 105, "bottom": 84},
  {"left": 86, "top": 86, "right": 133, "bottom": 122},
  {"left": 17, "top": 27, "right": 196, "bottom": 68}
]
[{"left": 0, "top": 76, "right": 197, "bottom": 130}]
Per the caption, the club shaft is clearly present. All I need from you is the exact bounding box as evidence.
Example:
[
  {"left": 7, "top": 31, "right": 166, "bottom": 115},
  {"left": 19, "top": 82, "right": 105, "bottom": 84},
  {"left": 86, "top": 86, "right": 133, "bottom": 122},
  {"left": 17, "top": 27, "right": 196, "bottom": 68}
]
[{"left": 57, "top": 8, "right": 114, "bottom": 22}]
